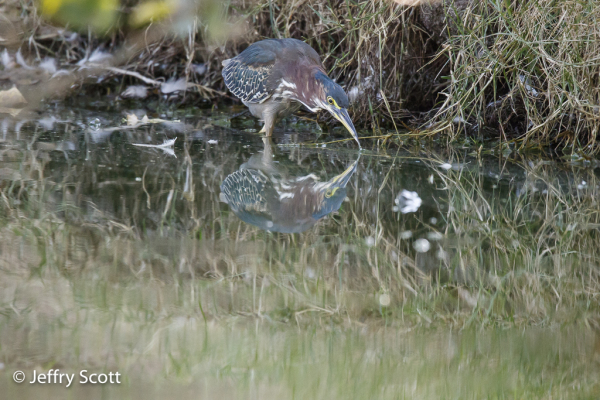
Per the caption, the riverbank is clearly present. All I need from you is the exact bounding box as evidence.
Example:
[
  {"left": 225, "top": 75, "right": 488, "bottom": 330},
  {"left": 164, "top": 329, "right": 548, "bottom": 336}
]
[{"left": 1, "top": 0, "right": 600, "bottom": 153}]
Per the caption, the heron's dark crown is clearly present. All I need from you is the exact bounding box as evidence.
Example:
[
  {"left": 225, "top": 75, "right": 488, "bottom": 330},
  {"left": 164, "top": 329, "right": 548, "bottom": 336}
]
[{"left": 314, "top": 72, "right": 350, "bottom": 109}]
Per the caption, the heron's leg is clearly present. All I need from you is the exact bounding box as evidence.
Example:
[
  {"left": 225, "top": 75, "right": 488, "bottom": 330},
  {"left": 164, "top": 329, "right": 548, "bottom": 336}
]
[
  {"left": 261, "top": 137, "right": 274, "bottom": 165},
  {"left": 259, "top": 111, "right": 276, "bottom": 137}
]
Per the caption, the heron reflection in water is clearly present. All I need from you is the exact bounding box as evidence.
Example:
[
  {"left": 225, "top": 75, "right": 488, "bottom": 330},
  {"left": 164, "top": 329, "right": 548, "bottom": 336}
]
[{"left": 220, "top": 140, "right": 359, "bottom": 233}]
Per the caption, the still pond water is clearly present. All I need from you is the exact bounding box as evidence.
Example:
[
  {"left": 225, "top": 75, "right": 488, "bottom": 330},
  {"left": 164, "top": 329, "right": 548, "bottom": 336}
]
[{"left": 0, "top": 103, "right": 599, "bottom": 398}]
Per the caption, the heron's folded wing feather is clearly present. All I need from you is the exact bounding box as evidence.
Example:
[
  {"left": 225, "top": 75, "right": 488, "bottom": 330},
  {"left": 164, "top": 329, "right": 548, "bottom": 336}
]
[{"left": 222, "top": 46, "right": 276, "bottom": 104}]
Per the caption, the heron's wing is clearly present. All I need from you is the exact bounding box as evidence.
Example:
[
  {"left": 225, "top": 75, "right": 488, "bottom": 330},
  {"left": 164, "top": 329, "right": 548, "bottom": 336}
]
[
  {"left": 222, "top": 45, "right": 276, "bottom": 104},
  {"left": 220, "top": 169, "right": 271, "bottom": 213}
]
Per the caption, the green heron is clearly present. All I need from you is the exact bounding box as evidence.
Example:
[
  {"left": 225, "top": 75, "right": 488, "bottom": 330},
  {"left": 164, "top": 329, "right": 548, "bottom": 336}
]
[
  {"left": 220, "top": 139, "right": 359, "bottom": 233},
  {"left": 222, "top": 38, "right": 360, "bottom": 148}
]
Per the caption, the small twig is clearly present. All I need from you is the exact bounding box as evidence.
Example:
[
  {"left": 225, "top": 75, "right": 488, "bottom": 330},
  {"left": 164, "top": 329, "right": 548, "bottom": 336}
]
[{"left": 103, "top": 66, "right": 162, "bottom": 86}]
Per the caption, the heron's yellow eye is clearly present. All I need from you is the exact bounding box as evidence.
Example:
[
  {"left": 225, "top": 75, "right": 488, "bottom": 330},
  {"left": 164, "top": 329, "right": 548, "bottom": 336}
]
[
  {"left": 327, "top": 96, "right": 341, "bottom": 109},
  {"left": 325, "top": 187, "right": 339, "bottom": 198}
]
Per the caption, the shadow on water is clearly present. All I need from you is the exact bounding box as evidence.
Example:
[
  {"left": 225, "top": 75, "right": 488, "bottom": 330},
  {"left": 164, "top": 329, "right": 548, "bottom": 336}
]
[{"left": 0, "top": 105, "right": 599, "bottom": 398}]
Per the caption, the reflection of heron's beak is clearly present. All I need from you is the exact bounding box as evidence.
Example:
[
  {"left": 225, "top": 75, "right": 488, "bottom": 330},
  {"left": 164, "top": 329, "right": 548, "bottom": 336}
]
[
  {"left": 328, "top": 155, "right": 360, "bottom": 188},
  {"left": 329, "top": 107, "right": 361, "bottom": 149}
]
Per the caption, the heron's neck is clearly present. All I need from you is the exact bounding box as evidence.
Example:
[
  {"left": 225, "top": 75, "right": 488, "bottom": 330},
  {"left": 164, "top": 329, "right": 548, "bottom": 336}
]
[{"left": 289, "top": 67, "right": 327, "bottom": 112}]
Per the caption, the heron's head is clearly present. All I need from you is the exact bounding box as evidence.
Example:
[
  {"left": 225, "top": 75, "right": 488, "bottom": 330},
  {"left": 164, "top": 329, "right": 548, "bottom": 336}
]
[
  {"left": 314, "top": 72, "right": 360, "bottom": 148},
  {"left": 312, "top": 156, "right": 360, "bottom": 219}
]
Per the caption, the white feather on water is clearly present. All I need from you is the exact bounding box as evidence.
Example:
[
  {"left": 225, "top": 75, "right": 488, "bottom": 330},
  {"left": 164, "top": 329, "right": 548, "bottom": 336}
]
[{"left": 394, "top": 190, "right": 422, "bottom": 214}]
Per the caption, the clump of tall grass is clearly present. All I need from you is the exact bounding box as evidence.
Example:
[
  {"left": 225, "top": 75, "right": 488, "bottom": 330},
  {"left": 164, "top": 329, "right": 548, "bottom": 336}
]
[{"left": 433, "top": 0, "right": 600, "bottom": 153}]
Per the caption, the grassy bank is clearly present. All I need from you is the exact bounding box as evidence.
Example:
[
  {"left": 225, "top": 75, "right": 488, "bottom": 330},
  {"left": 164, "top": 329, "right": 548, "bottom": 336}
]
[
  {"left": 2, "top": 1, "right": 600, "bottom": 148},
  {"left": 434, "top": 0, "right": 600, "bottom": 154}
]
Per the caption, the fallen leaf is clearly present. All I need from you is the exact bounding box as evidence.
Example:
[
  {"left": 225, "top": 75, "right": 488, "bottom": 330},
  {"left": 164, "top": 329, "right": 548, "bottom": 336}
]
[
  {"left": 121, "top": 85, "right": 148, "bottom": 99},
  {"left": 78, "top": 49, "right": 113, "bottom": 67},
  {"left": 39, "top": 58, "right": 57, "bottom": 74},
  {"left": 126, "top": 113, "right": 139, "bottom": 126},
  {"left": 161, "top": 78, "right": 189, "bottom": 94},
  {"left": 0, "top": 86, "right": 27, "bottom": 108}
]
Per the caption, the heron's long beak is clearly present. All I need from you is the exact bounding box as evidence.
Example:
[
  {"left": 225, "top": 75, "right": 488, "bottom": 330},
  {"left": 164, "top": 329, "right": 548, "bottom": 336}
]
[
  {"left": 326, "top": 155, "right": 360, "bottom": 189},
  {"left": 329, "top": 107, "right": 361, "bottom": 149}
]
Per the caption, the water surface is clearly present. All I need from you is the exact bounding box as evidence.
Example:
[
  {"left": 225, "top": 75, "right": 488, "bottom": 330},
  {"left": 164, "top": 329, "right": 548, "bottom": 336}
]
[{"left": 1, "top": 104, "right": 599, "bottom": 398}]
